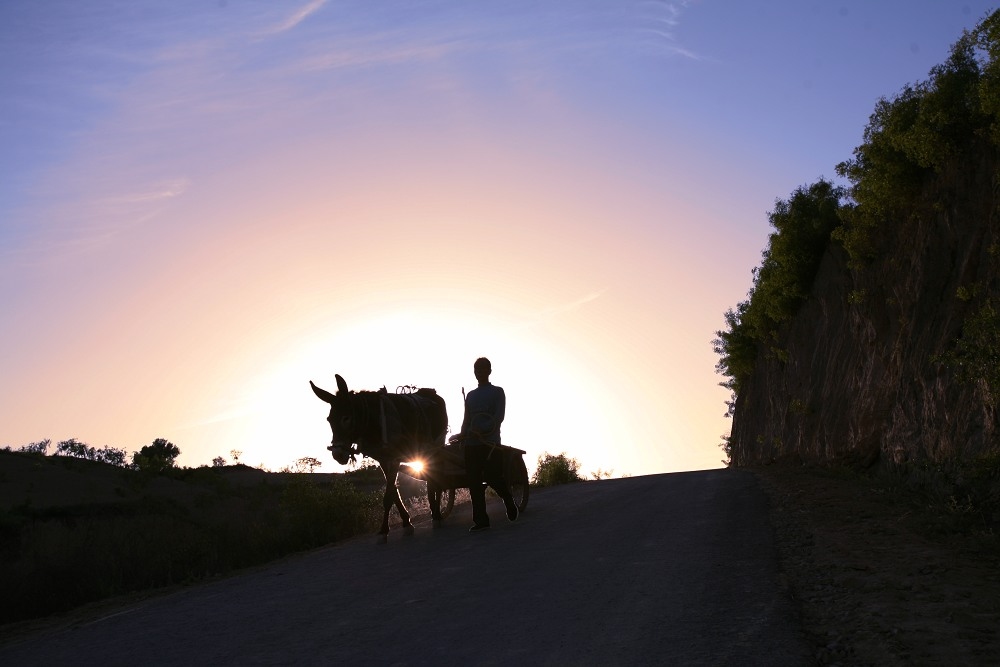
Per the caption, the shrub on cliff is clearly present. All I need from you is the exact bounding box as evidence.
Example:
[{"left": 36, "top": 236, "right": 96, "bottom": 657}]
[
  {"left": 834, "top": 17, "right": 994, "bottom": 267},
  {"left": 714, "top": 179, "right": 844, "bottom": 403}
]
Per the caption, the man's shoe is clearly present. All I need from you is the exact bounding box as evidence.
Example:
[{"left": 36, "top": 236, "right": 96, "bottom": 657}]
[
  {"left": 469, "top": 523, "right": 490, "bottom": 532},
  {"left": 505, "top": 501, "right": 519, "bottom": 522}
]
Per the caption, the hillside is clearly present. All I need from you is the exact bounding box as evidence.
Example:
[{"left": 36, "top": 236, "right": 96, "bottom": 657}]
[{"left": 0, "top": 451, "right": 419, "bottom": 625}]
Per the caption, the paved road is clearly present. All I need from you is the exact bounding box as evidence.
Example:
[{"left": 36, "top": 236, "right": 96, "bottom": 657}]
[{"left": 0, "top": 470, "right": 811, "bottom": 666}]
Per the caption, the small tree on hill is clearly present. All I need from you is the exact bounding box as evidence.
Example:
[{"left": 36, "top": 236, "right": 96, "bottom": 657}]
[
  {"left": 95, "top": 446, "right": 128, "bottom": 467},
  {"left": 17, "top": 439, "right": 51, "bottom": 455},
  {"left": 56, "top": 438, "right": 91, "bottom": 458},
  {"left": 532, "top": 452, "right": 583, "bottom": 487},
  {"left": 54, "top": 438, "right": 128, "bottom": 467},
  {"left": 294, "top": 457, "right": 323, "bottom": 473},
  {"left": 132, "top": 438, "right": 180, "bottom": 473}
]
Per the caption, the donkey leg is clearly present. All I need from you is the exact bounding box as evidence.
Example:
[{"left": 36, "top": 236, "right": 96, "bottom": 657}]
[
  {"left": 378, "top": 488, "right": 394, "bottom": 540},
  {"left": 393, "top": 490, "right": 414, "bottom": 535},
  {"left": 378, "top": 464, "right": 397, "bottom": 540},
  {"left": 382, "top": 462, "right": 413, "bottom": 536},
  {"left": 428, "top": 483, "right": 443, "bottom": 526}
]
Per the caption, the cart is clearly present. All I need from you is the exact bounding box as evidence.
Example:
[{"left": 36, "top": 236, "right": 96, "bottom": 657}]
[{"left": 401, "top": 442, "right": 530, "bottom": 520}]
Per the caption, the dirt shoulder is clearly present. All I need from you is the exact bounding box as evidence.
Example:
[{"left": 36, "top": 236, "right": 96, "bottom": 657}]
[{"left": 752, "top": 465, "right": 1000, "bottom": 666}]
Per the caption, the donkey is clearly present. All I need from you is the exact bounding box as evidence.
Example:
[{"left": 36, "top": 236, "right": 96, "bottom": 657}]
[{"left": 310, "top": 374, "right": 449, "bottom": 541}]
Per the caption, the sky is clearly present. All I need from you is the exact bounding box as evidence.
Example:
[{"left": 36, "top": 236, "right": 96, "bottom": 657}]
[{"left": 1, "top": 1, "right": 995, "bottom": 477}]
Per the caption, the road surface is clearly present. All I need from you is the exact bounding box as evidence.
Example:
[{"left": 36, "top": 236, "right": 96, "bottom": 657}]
[{"left": 0, "top": 470, "right": 811, "bottom": 666}]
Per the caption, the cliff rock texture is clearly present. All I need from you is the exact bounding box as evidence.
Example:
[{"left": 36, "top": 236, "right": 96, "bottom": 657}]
[{"left": 729, "top": 166, "right": 999, "bottom": 468}]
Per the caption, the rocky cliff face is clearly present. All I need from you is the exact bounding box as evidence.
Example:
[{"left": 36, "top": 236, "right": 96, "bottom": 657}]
[{"left": 730, "top": 164, "right": 1000, "bottom": 468}]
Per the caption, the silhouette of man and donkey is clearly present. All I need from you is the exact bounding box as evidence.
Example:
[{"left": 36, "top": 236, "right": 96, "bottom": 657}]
[{"left": 310, "top": 357, "right": 527, "bottom": 542}]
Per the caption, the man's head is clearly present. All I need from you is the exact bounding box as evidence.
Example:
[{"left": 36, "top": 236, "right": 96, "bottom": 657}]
[{"left": 474, "top": 357, "right": 491, "bottom": 383}]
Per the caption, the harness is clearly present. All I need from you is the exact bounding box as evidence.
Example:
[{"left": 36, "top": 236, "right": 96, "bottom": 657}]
[{"left": 341, "top": 388, "right": 443, "bottom": 459}]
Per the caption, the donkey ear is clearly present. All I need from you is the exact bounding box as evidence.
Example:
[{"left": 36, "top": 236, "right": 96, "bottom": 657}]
[
  {"left": 335, "top": 374, "right": 349, "bottom": 395},
  {"left": 310, "top": 381, "right": 336, "bottom": 404}
]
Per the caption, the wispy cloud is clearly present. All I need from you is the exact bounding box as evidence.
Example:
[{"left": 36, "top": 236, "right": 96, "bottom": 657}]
[
  {"left": 181, "top": 399, "right": 253, "bottom": 429},
  {"left": 263, "top": 0, "right": 327, "bottom": 35},
  {"left": 99, "top": 179, "right": 189, "bottom": 207},
  {"left": 2, "top": 178, "right": 190, "bottom": 267},
  {"left": 510, "top": 289, "right": 608, "bottom": 332},
  {"left": 639, "top": 0, "right": 705, "bottom": 61},
  {"left": 296, "top": 36, "right": 468, "bottom": 72},
  {"left": 641, "top": 29, "right": 705, "bottom": 60}
]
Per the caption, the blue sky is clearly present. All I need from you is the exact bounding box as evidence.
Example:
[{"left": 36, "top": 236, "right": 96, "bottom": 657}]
[{"left": 1, "top": 1, "right": 994, "bottom": 474}]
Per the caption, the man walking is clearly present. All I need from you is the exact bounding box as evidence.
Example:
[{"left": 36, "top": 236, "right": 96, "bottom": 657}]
[{"left": 453, "top": 357, "right": 519, "bottom": 531}]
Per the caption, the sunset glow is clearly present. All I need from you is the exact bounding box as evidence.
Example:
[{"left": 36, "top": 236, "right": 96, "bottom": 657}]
[{"left": 1, "top": 2, "right": 991, "bottom": 477}]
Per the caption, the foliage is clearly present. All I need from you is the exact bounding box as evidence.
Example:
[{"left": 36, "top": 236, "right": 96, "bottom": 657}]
[
  {"left": 55, "top": 438, "right": 128, "bottom": 467},
  {"left": 212, "top": 456, "right": 227, "bottom": 467},
  {"left": 17, "top": 439, "right": 51, "bottom": 455},
  {"left": 131, "top": 438, "right": 181, "bottom": 473},
  {"left": 833, "top": 16, "right": 997, "bottom": 266},
  {"left": 873, "top": 453, "right": 1000, "bottom": 537},
  {"left": 531, "top": 452, "right": 583, "bottom": 487},
  {"left": 289, "top": 456, "right": 323, "bottom": 473},
  {"left": 935, "top": 300, "right": 1000, "bottom": 400},
  {"left": 714, "top": 179, "right": 844, "bottom": 398},
  {"left": 279, "top": 477, "right": 378, "bottom": 549},
  {"left": 0, "top": 463, "right": 380, "bottom": 625},
  {"left": 720, "top": 433, "right": 733, "bottom": 467}
]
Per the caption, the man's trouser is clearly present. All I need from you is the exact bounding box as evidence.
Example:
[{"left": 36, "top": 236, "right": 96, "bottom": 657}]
[{"left": 464, "top": 443, "right": 514, "bottom": 526}]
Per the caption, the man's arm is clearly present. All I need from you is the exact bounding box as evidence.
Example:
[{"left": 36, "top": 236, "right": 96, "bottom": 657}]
[{"left": 495, "top": 387, "right": 506, "bottom": 425}]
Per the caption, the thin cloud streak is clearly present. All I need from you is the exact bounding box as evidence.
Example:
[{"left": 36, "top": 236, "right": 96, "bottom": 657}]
[
  {"left": 295, "top": 35, "right": 469, "bottom": 73},
  {"left": 642, "top": 30, "right": 706, "bottom": 60},
  {"left": 1, "top": 178, "right": 189, "bottom": 266},
  {"left": 509, "top": 289, "right": 608, "bottom": 332},
  {"left": 263, "top": 0, "right": 327, "bottom": 35},
  {"left": 99, "top": 179, "right": 190, "bottom": 206},
  {"left": 638, "top": 0, "right": 704, "bottom": 60},
  {"left": 181, "top": 401, "right": 254, "bottom": 429}
]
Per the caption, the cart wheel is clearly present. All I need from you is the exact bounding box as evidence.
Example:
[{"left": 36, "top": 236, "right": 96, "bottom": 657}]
[
  {"left": 430, "top": 486, "right": 454, "bottom": 520},
  {"left": 439, "top": 488, "right": 455, "bottom": 519},
  {"left": 509, "top": 456, "right": 529, "bottom": 512}
]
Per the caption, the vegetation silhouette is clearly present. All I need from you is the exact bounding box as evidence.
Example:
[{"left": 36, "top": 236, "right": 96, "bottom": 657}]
[
  {"left": 0, "top": 447, "right": 381, "bottom": 626},
  {"left": 532, "top": 452, "right": 584, "bottom": 487},
  {"left": 131, "top": 438, "right": 180, "bottom": 473}
]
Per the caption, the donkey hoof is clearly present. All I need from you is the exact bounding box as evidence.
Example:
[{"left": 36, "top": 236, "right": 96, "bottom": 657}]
[{"left": 403, "top": 524, "right": 415, "bottom": 536}]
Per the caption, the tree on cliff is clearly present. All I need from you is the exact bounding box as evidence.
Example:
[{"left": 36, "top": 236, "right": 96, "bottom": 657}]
[
  {"left": 833, "top": 14, "right": 995, "bottom": 268},
  {"left": 714, "top": 179, "right": 844, "bottom": 407}
]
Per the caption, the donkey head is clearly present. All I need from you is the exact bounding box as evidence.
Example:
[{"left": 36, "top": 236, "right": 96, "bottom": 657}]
[{"left": 310, "top": 374, "right": 358, "bottom": 465}]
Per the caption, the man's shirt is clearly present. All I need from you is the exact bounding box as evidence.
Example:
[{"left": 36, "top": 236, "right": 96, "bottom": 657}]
[{"left": 461, "top": 382, "right": 505, "bottom": 444}]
